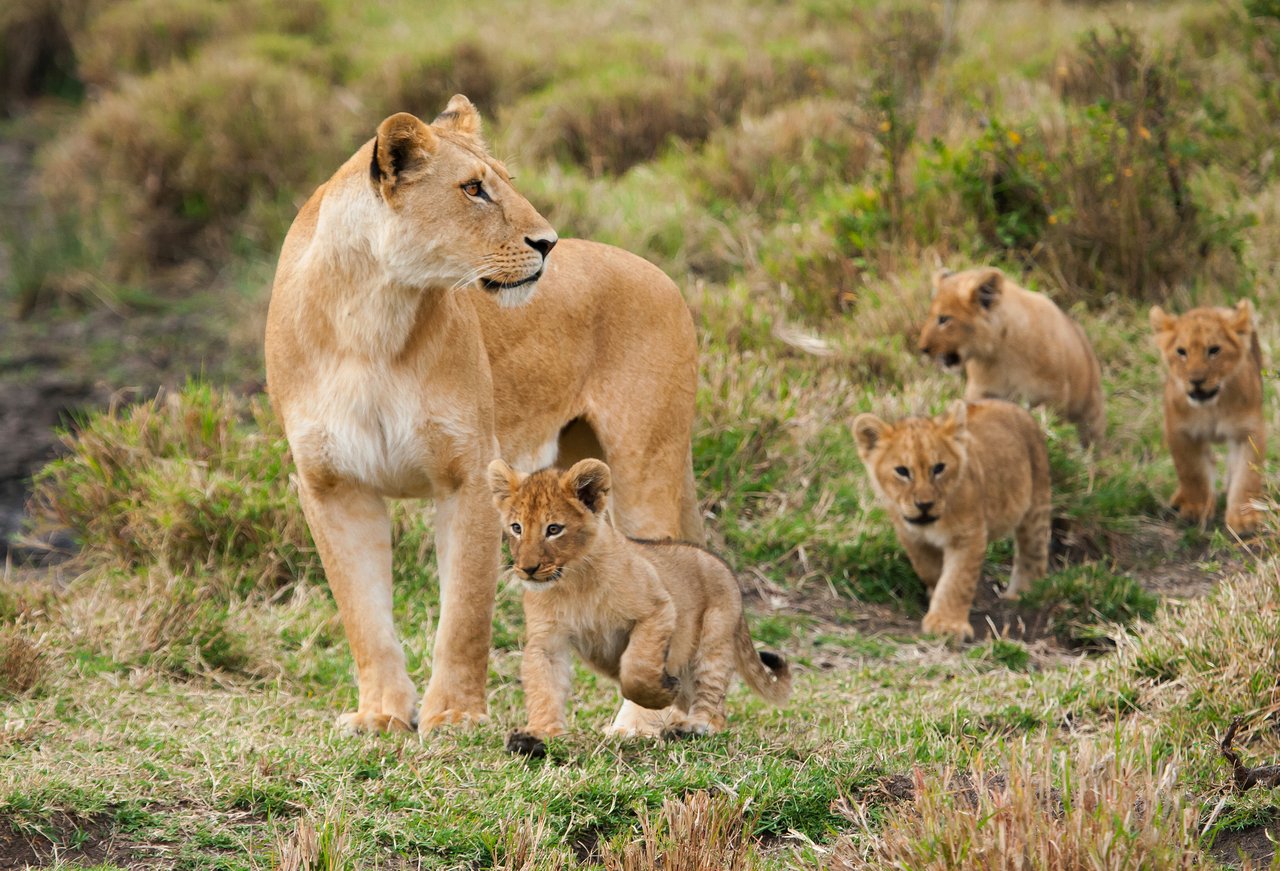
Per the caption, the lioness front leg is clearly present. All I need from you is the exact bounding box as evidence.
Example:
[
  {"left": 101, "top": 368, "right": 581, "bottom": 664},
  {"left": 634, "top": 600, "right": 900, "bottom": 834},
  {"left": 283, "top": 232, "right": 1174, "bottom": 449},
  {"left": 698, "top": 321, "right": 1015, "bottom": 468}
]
[
  {"left": 507, "top": 630, "right": 572, "bottom": 757},
  {"left": 1225, "top": 430, "right": 1266, "bottom": 534},
  {"left": 1167, "top": 426, "right": 1215, "bottom": 526},
  {"left": 419, "top": 484, "right": 499, "bottom": 731},
  {"left": 618, "top": 601, "right": 680, "bottom": 711},
  {"left": 300, "top": 481, "right": 417, "bottom": 733},
  {"left": 921, "top": 535, "right": 985, "bottom": 641}
]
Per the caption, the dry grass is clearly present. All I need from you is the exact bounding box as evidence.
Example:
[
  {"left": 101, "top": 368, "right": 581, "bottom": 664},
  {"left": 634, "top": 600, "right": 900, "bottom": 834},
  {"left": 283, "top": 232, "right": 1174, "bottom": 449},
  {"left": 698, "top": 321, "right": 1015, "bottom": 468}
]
[
  {"left": 600, "top": 791, "right": 760, "bottom": 871},
  {"left": 0, "top": 624, "right": 44, "bottom": 697},
  {"left": 830, "top": 738, "right": 1202, "bottom": 870}
]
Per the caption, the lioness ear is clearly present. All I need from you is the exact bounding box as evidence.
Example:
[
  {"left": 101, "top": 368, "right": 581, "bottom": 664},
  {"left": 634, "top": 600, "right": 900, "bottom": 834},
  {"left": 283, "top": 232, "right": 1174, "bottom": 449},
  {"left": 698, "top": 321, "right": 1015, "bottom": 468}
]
[
  {"left": 931, "top": 268, "right": 953, "bottom": 297},
  {"left": 1230, "top": 299, "right": 1255, "bottom": 337},
  {"left": 487, "top": 459, "right": 523, "bottom": 505},
  {"left": 852, "top": 414, "right": 889, "bottom": 457},
  {"left": 432, "top": 94, "right": 483, "bottom": 139},
  {"left": 1148, "top": 305, "right": 1175, "bottom": 335},
  {"left": 562, "top": 459, "right": 611, "bottom": 514},
  {"left": 371, "top": 113, "right": 438, "bottom": 200},
  {"left": 972, "top": 270, "right": 1002, "bottom": 310}
]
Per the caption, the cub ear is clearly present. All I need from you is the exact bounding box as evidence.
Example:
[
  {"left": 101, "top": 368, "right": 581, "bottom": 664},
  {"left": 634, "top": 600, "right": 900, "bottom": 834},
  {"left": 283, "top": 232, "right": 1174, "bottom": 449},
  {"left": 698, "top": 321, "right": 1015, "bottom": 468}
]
[
  {"left": 1149, "top": 305, "right": 1176, "bottom": 335},
  {"left": 941, "top": 400, "right": 968, "bottom": 435},
  {"left": 432, "top": 94, "right": 483, "bottom": 139},
  {"left": 931, "top": 268, "right": 954, "bottom": 297},
  {"left": 371, "top": 113, "right": 438, "bottom": 200},
  {"left": 1230, "top": 299, "right": 1256, "bottom": 337},
  {"left": 972, "top": 269, "right": 1002, "bottom": 310},
  {"left": 852, "top": 414, "right": 889, "bottom": 457},
  {"left": 487, "top": 459, "right": 523, "bottom": 505},
  {"left": 562, "top": 459, "right": 611, "bottom": 514}
]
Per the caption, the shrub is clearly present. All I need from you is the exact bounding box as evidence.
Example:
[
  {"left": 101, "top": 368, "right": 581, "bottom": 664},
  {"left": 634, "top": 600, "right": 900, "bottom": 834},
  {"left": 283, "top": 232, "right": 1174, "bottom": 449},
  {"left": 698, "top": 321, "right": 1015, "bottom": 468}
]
[
  {"left": 372, "top": 40, "right": 510, "bottom": 122},
  {"left": 38, "top": 48, "right": 355, "bottom": 277},
  {"left": 73, "top": 0, "right": 227, "bottom": 88},
  {"left": 0, "top": 0, "right": 89, "bottom": 110},
  {"left": 30, "top": 383, "right": 317, "bottom": 591},
  {"left": 0, "top": 625, "right": 44, "bottom": 697}
]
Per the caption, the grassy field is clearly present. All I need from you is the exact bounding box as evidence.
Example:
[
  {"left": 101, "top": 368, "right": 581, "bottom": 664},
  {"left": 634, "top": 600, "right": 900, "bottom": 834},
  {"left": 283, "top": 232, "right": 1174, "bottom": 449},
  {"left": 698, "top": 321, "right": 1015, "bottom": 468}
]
[{"left": 3, "top": 0, "right": 1280, "bottom": 867}]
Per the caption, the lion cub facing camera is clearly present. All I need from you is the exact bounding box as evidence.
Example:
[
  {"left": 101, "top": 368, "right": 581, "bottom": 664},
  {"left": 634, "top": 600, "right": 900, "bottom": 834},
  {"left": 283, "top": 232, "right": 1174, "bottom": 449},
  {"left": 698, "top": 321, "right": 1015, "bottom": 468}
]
[
  {"left": 488, "top": 458, "right": 790, "bottom": 756},
  {"left": 918, "top": 267, "right": 1106, "bottom": 447},
  {"left": 853, "top": 400, "right": 1052, "bottom": 640},
  {"left": 1150, "top": 300, "right": 1266, "bottom": 534}
]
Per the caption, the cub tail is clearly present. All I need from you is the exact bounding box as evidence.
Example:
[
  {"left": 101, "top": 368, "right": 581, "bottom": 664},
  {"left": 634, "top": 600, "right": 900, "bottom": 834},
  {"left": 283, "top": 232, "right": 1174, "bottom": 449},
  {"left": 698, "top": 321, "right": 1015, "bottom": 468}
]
[{"left": 734, "top": 618, "right": 791, "bottom": 705}]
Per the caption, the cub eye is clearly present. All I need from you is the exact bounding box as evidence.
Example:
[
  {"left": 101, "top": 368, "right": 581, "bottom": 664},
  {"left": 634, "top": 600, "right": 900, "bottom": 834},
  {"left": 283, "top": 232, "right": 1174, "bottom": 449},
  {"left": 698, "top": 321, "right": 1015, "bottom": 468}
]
[
  {"left": 510, "top": 522, "right": 522, "bottom": 535},
  {"left": 894, "top": 466, "right": 911, "bottom": 479},
  {"left": 546, "top": 523, "right": 564, "bottom": 537},
  {"left": 1207, "top": 345, "right": 1221, "bottom": 357},
  {"left": 462, "top": 179, "right": 488, "bottom": 200},
  {"left": 1176, "top": 347, "right": 1187, "bottom": 358},
  {"left": 937, "top": 315, "right": 950, "bottom": 326},
  {"left": 932, "top": 463, "right": 946, "bottom": 477}
]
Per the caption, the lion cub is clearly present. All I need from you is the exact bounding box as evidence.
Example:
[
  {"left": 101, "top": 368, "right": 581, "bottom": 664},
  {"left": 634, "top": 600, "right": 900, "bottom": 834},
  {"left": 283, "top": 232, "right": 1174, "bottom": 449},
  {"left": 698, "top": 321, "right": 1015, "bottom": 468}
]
[
  {"left": 918, "top": 267, "right": 1106, "bottom": 447},
  {"left": 488, "top": 458, "right": 791, "bottom": 755},
  {"left": 853, "top": 400, "right": 1052, "bottom": 640},
  {"left": 1150, "top": 300, "right": 1266, "bottom": 534}
]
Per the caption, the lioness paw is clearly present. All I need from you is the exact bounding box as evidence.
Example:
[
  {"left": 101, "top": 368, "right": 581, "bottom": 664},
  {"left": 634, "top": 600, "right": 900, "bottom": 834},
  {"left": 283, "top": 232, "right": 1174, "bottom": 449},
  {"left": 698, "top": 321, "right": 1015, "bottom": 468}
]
[
  {"left": 505, "top": 729, "right": 547, "bottom": 758},
  {"left": 921, "top": 612, "right": 974, "bottom": 641},
  {"left": 417, "top": 708, "right": 489, "bottom": 733},
  {"left": 336, "top": 710, "right": 416, "bottom": 735}
]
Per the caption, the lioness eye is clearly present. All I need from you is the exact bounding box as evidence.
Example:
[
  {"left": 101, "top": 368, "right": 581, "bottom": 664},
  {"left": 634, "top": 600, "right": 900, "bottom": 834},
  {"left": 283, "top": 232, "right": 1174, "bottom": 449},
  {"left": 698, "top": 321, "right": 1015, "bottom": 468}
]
[
  {"left": 937, "top": 315, "right": 950, "bottom": 326},
  {"left": 510, "top": 522, "right": 522, "bottom": 535},
  {"left": 932, "top": 463, "right": 946, "bottom": 476},
  {"left": 546, "top": 524, "right": 564, "bottom": 537},
  {"left": 462, "top": 180, "right": 486, "bottom": 199},
  {"left": 1207, "top": 345, "right": 1221, "bottom": 357},
  {"left": 894, "top": 466, "right": 911, "bottom": 479},
  {"left": 1176, "top": 347, "right": 1187, "bottom": 358}
]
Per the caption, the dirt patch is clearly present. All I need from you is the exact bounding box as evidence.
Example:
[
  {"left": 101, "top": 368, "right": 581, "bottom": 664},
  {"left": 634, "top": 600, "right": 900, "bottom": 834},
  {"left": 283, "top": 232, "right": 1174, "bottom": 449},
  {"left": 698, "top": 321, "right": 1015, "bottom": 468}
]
[
  {"left": 0, "top": 813, "right": 170, "bottom": 870},
  {"left": 1210, "top": 822, "right": 1278, "bottom": 868}
]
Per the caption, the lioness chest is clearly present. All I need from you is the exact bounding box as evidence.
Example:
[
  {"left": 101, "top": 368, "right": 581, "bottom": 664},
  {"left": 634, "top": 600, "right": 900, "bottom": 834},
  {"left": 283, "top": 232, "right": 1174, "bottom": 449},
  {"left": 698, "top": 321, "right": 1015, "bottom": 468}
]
[{"left": 289, "top": 358, "right": 483, "bottom": 498}]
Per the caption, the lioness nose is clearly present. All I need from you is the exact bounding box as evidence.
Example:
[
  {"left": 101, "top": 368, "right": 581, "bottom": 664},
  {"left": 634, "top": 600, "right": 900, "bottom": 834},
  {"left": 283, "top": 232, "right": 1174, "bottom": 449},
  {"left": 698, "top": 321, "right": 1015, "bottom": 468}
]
[
  {"left": 519, "top": 563, "right": 541, "bottom": 576},
  {"left": 525, "top": 233, "right": 558, "bottom": 258}
]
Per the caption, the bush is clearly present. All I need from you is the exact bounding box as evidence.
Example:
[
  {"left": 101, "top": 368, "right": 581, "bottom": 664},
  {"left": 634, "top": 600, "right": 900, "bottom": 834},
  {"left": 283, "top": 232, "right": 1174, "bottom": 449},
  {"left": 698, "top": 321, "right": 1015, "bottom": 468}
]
[
  {"left": 30, "top": 383, "right": 317, "bottom": 591},
  {"left": 0, "top": 0, "right": 89, "bottom": 110},
  {"left": 38, "top": 48, "right": 355, "bottom": 277},
  {"left": 373, "top": 40, "right": 511, "bottom": 122}
]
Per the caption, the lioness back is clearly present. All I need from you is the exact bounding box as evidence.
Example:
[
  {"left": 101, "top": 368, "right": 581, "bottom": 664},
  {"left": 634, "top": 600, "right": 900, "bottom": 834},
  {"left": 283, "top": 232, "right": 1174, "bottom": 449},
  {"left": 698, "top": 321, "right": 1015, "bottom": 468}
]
[
  {"left": 853, "top": 399, "right": 1052, "bottom": 640},
  {"left": 918, "top": 267, "right": 1105, "bottom": 447}
]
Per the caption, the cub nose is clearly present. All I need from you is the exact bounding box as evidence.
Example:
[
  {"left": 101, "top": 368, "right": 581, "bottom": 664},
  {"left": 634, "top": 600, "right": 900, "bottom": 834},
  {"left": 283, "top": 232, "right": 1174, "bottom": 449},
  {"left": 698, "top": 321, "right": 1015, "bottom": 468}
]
[
  {"left": 525, "top": 233, "right": 558, "bottom": 259},
  {"left": 519, "top": 563, "right": 542, "bottom": 577},
  {"left": 919, "top": 341, "right": 933, "bottom": 354},
  {"left": 915, "top": 500, "right": 935, "bottom": 513},
  {"left": 1190, "top": 377, "right": 1205, "bottom": 388}
]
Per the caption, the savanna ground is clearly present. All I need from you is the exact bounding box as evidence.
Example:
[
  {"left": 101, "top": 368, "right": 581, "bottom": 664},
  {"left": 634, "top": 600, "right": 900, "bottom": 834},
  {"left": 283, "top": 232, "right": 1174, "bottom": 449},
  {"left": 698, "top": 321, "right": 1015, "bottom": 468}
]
[{"left": 2, "top": 0, "right": 1280, "bottom": 867}]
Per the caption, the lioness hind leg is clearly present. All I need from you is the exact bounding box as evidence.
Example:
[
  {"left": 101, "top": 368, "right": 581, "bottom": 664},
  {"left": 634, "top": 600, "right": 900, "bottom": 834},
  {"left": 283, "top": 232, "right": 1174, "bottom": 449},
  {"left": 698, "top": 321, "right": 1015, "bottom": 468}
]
[
  {"left": 606, "top": 701, "right": 684, "bottom": 738},
  {"left": 299, "top": 481, "right": 418, "bottom": 733}
]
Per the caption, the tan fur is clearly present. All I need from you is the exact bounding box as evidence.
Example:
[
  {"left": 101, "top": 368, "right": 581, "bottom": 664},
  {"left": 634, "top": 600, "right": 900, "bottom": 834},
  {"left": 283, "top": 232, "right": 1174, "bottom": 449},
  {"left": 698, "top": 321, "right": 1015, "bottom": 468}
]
[
  {"left": 853, "top": 400, "right": 1052, "bottom": 641},
  {"left": 1149, "top": 300, "right": 1266, "bottom": 534},
  {"left": 488, "top": 459, "right": 790, "bottom": 751},
  {"left": 918, "top": 267, "right": 1106, "bottom": 447},
  {"left": 264, "top": 97, "right": 702, "bottom": 735}
]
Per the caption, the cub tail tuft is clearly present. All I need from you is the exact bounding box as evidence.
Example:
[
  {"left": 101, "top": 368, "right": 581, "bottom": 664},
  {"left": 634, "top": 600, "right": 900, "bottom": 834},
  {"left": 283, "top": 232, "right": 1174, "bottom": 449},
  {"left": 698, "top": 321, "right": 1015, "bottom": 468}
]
[{"left": 735, "top": 619, "right": 791, "bottom": 705}]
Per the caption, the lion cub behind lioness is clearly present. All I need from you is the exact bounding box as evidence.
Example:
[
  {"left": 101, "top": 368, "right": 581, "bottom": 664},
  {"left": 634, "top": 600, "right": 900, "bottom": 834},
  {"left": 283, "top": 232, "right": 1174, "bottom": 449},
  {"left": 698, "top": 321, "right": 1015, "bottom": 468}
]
[
  {"left": 488, "top": 458, "right": 790, "bottom": 756},
  {"left": 853, "top": 400, "right": 1052, "bottom": 640},
  {"left": 918, "top": 267, "right": 1106, "bottom": 447}
]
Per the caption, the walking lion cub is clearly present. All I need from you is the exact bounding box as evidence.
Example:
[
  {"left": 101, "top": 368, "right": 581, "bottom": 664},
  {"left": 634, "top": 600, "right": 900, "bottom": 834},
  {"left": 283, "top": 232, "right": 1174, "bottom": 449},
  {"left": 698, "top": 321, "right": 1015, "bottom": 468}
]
[
  {"left": 853, "top": 400, "right": 1052, "bottom": 640},
  {"left": 488, "top": 458, "right": 790, "bottom": 756},
  {"left": 1150, "top": 300, "right": 1266, "bottom": 534}
]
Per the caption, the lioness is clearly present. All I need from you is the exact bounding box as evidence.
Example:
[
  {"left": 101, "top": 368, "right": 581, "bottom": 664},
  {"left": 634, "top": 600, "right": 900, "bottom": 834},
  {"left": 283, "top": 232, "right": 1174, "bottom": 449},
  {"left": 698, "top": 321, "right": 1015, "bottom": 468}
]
[
  {"left": 264, "top": 97, "right": 702, "bottom": 734},
  {"left": 918, "top": 267, "right": 1106, "bottom": 447},
  {"left": 1149, "top": 300, "right": 1266, "bottom": 534},
  {"left": 853, "top": 400, "right": 1052, "bottom": 640},
  {"left": 488, "top": 458, "right": 791, "bottom": 756}
]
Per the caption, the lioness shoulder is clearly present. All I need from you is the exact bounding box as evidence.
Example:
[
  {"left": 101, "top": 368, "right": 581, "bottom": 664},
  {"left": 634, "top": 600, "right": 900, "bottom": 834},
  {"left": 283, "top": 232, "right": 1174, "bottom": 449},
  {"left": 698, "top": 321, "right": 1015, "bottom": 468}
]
[
  {"left": 488, "top": 458, "right": 790, "bottom": 755},
  {"left": 1150, "top": 300, "right": 1266, "bottom": 533},
  {"left": 918, "top": 267, "right": 1105, "bottom": 447},
  {"left": 853, "top": 399, "right": 1052, "bottom": 640}
]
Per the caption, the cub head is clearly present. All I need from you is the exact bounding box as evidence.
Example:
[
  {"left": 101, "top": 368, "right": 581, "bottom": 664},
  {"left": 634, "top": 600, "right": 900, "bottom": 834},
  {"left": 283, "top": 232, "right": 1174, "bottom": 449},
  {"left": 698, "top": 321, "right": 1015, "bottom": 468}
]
[
  {"left": 917, "top": 267, "right": 1006, "bottom": 371},
  {"left": 853, "top": 402, "right": 970, "bottom": 528},
  {"left": 487, "top": 458, "right": 612, "bottom": 590},
  {"left": 1149, "top": 300, "right": 1255, "bottom": 407},
  {"left": 368, "top": 96, "right": 557, "bottom": 307}
]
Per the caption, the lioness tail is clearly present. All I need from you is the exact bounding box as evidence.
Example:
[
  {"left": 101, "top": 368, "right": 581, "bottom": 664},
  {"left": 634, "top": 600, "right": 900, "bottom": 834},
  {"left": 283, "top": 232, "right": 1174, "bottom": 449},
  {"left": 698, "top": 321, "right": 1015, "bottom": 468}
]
[{"left": 735, "top": 619, "right": 791, "bottom": 705}]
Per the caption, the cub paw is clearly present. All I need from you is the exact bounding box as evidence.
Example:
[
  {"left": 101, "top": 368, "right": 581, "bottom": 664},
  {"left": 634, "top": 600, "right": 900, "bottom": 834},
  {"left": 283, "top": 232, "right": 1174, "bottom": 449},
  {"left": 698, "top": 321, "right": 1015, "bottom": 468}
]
[
  {"left": 921, "top": 612, "right": 974, "bottom": 641},
  {"left": 505, "top": 729, "right": 547, "bottom": 758},
  {"left": 417, "top": 708, "right": 489, "bottom": 734},
  {"left": 1226, "top": 506, "right": 1261, "bottom": 536},
  {"left": 1170, "top": 490, "right": 1213, "bottom": 526},
  {"left": 336, "top": 710, "right": 416, "bottom": 735}
]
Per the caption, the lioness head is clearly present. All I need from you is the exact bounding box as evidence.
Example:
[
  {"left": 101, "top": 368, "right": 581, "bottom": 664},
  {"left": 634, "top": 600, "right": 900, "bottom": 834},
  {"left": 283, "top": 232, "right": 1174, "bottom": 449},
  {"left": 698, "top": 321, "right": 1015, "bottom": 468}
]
[
  {"left": 917, "top": 267, "right": 1006, "bottom": 370},
  {"left": 1150, "top": 301, "right": 1255, "bottom": 407},
  {"left": 487, "top": 458, "right": 611, "bottom": 590},
  {"left": 853, "top": 403, "right": 970, "bottom": 528},
  {"left": 368, "top": 96, "right": 557, "bottom": 307}
]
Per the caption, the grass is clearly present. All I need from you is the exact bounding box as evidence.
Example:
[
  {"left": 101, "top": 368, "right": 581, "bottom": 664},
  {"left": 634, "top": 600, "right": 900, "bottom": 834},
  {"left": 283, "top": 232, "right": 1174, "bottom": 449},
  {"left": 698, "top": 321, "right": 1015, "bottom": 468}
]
[{"left": 3, "top": 0, "right": 1280, "bottom": 867}]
